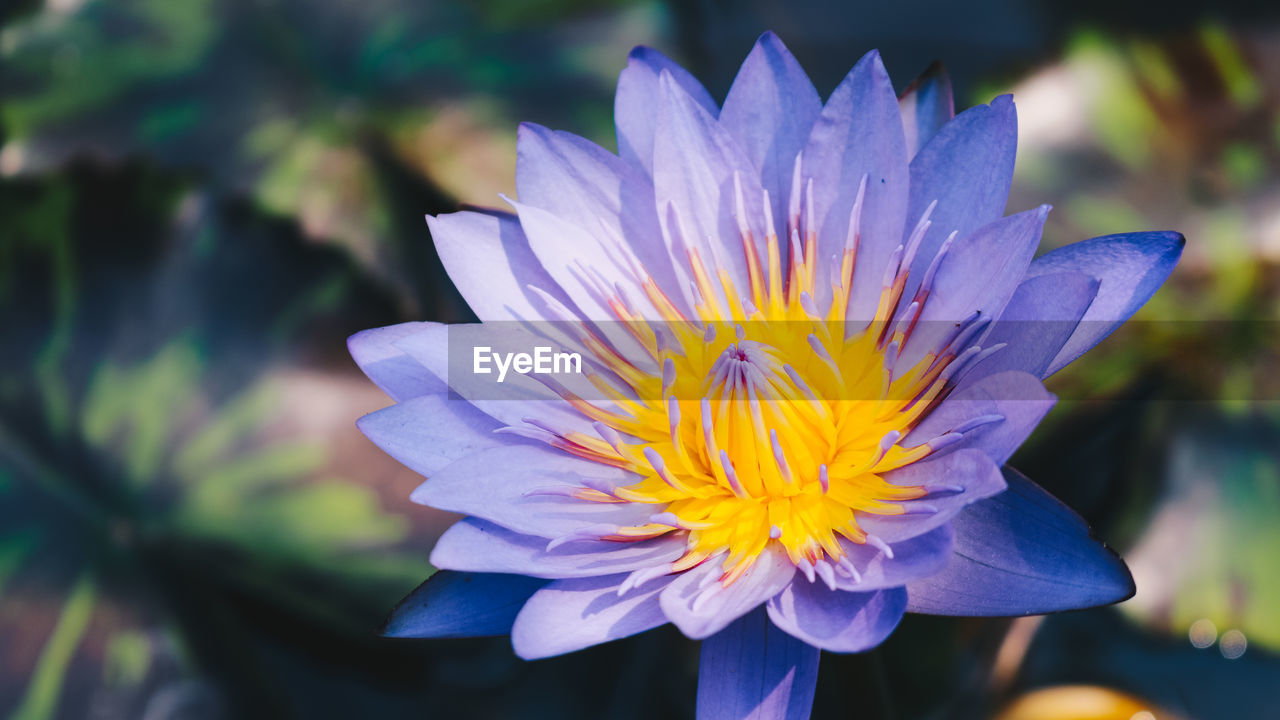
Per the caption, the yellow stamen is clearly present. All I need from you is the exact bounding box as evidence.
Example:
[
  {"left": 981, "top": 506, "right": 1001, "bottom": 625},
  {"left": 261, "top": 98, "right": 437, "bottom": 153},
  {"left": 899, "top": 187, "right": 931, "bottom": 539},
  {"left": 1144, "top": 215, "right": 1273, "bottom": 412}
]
[{"left": 532, "top": 186, "right": 975, "bottom": 583}]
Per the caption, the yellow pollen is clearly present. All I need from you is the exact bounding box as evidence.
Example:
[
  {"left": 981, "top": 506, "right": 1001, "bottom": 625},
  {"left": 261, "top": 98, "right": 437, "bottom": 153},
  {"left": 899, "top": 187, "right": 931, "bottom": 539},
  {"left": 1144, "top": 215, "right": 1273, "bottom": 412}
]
[{"left": 549, "top": 185, "right": 961, "bottom": 584}]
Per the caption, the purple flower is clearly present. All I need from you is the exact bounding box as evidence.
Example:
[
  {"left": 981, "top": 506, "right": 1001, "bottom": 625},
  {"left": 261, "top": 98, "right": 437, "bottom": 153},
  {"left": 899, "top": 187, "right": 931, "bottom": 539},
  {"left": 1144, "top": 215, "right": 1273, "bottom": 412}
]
[{"left": 350, "top": 33, "right": 1182, "bottom": 720}]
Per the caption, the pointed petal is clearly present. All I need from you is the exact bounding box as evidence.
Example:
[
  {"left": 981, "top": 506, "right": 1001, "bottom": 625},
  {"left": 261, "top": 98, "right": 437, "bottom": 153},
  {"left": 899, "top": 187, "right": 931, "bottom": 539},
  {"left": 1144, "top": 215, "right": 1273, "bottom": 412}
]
[
  {"left": 767, "top": 584, "right": 906, "bottom": 653},
  {"left": 803, "top": 50, "right": 910, "bottom": 317},
  {"left": 906, "top": 467, "right": 1135, "bottom": 615},
  {"left": 905, "top": 370, "right": 1056, "bottom": 465},
  {"left": 903, "top": 95, "right": 1017, "bottom": 301},
  {"left": 348, "top": 322, "right": 446, "bottom": 401},
  {"left": 899, "top": 61, "right": 955, "bottom": 159},
  {"left": 616, "top": 46, "right": 718, "bottom": 175},
  {"left": 719, "top": 31, "right": 822, "bottom": 238},
  {"left": 697, "top": 607, "right": 819, "bottom": 720},
  {"left": 356, "top": 393, "right": 510, "bottom": 479},
  {"left": 505, "top": 198, "right": 666, "bottom": 360},
  {"left": 915, "top": 205, "right": 1049, "bottom": 323},
  {"left": 431, "top": 517, "right": 685, "bottom": 578},
  {"left": 654, "top": 70, "right": 763, "bottom": 306},
  {"left": 1025, "top": 231, "right": 1185, "bottom": 375},
  {"left": 428, "top": 209, "right": 574, "bottom": 322},
  {"left": 965, "top": 272, "right": 1099, "bottom": 383},
  {"left": 896, "top": 205, "right": 1050, "bottom": 373},
  {"left": 511, "top": 572, "right": 676, "bottom": 659},
  {"left": 412, "top": 445, "right": 653, "bottom": 537},
  {"left": 515, "top": 123, "right": 686, "bottom": 317},
  {"left": 859, "top": 450, "right": 1007, "bottom": 543},
  {"left": 660, "top": 550, "right": 795, "bottom": 640},
  {"left": 509, "top": 198, "right": 631, "bottom": 322},
  {"left": 830, "top": 523, "right": 955, "bottom": 591},
  {"left": 382, "top": 571, "right": 546, "bottom": 638}
]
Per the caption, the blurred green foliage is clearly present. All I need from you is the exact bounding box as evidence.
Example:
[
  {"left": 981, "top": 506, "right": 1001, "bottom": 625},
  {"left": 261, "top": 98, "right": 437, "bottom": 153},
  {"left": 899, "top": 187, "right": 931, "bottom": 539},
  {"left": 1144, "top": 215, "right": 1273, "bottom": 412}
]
[
  {"left": 2, "top": 0, "right": 217, "bottom": 139},
  {"left": 2, "top": 1, "right": 1280, "bottom": 718},
  {"left": 0, "top": 0, "right": 670, "bottom": 713},
  {"left": 987, "top": 26, "right": 1280, "bottom": 411},
  {"left": 1, "top": 0, "right": 642, "bottom": 314},
  {"left": 1115, "top": 421, "right": 1280, "bottom": 650},
  {"left": 0, "top": 158, "right": 426, "bottom": 717}
]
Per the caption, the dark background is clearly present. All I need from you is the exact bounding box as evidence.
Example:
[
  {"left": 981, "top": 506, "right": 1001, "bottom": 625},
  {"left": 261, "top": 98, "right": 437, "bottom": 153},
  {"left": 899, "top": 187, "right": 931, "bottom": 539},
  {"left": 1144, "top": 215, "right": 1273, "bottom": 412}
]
[{"left": 2, "top": 0, "right": 1279, "bottom": 718}]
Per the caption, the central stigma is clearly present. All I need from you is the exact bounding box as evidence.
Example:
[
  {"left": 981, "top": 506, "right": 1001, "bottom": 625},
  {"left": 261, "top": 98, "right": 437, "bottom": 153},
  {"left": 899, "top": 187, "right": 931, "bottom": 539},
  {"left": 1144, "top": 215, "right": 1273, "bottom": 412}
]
[{"left": 527, "top": 172, "right": 978, "bottom": 584}]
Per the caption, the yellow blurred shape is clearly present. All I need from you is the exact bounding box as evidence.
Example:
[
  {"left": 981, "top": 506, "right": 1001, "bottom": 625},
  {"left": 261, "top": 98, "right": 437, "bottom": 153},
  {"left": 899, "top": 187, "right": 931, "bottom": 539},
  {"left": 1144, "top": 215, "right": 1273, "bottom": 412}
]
[
  {"left": 996, "top": 686, "right": 1182, "bottom": 720},
  {"left": 398, "top": 102, "right": 517, "bottom": 206}
]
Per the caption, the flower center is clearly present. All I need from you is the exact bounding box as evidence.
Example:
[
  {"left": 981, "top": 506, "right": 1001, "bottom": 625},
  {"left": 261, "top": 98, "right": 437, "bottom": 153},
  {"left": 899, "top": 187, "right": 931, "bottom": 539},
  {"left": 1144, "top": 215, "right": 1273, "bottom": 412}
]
[
  {"left": 592, "top": 317, "right": 941, "bottom": 584},
  {"left": 532, "top": 174, "right": 977, "bottom": 583}
]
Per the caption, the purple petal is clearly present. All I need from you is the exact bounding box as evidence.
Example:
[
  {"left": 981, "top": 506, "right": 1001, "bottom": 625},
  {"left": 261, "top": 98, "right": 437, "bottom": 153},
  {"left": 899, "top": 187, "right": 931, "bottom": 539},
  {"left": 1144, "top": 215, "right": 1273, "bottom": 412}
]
[
  {"left": 803, "top": 50, "right": 909, "bottom": 318},
  {"left": 347, "top": 322, "right": 447, "bottom": 401},
  {"left": 431, "top": 517, "right": 686, "bottom": 579},
  {"left": 915, "top": 205, "right": 1049, "bottom": 323},
  {"left": 383, "top": 571, "right": 546, "bottom": 638},
  {"left": 899, "top": 61, "right": 955, "bottom": 159},
  {"left": 906, "top": 467, "right": 1134, "bottom": 615},
  {"left": 505, "top": 200, "right": 668, "bottom": 360},
  {"left": 719, "top": 31, "right": 822, "bottom": 238},
  {"left": 903, "top": 95, "right": 1017, "bottom": 301},
  {"left": 1025, "top": 231, "right": 1185, "bottom": 375},
  {"left": 660, "top": 548, "right": 795, "bottom": 640},
  {"left": 858, "top": 449, "right": 1006, "bottom": 543},
  {"left": 427, "top": 209, "right": 575, "bottom": 322},
  {"left": 653, "top": 70, "right": 763, "bottom": 309},
  {"left": 896, "top": 205, "right": 1049, "bottom": 372},
  {"left": 616, "top": 46, "right": 718, "bottom": 175},
  {"left": 392, "top": 322, "right": 600, "bottom": 434},
  {"left": 766, "top": 584, "right": 906, "bottom": 653},
  {"left": 696, "top": 607, "right": 819, "bottom": 720},
  {"left": 357, "top": 393, "right": 512, "bottom": 479},
  {"left": 509, "top": 198, "right": 633, "bottom": 322},
  {"left": 965, "top": 272, "right": 1099, "bottom": 383},
  {"left": 905, "top": 370, "right": 1056, "bottom": 465},
  {"left": 412, "top": 445, "right": 654, "bottom": 537},
  {"left": 514, "top": 124, "right": 687, "bottom": 317},
  {"left": 829, "top": 524, "right": 956, "bottom": 591},
  {"left": 511, "top": 572, "right": 677, "bottom": 659}
]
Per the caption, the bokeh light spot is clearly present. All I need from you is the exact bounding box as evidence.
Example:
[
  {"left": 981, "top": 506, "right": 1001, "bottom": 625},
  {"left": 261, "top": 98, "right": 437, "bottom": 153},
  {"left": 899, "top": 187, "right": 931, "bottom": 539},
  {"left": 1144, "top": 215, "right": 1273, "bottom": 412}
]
[
  {"left": 1220, "top": 629, "right": 1248, "bottom": 659},
  {"left": 1188, "top": 618, "right": 1217, "bottom": 649}
]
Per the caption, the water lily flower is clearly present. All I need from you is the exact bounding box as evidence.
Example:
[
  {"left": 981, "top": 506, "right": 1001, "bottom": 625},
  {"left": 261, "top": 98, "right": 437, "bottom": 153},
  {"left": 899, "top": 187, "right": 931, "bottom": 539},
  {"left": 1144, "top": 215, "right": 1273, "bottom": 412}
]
[{"left": 351, "top": 32, "right": 1182, "bottom": 720}]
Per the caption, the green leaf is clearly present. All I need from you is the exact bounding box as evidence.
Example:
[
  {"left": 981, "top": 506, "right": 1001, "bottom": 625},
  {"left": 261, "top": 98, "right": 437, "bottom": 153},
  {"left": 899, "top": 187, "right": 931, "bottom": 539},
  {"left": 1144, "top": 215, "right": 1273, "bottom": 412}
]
[
  {"left": 172, "top": 383, "right": 280, "bottom": 479},
  {"left": 242, "top": 481, "right": 407, "bottom": 551},
  {"left": 81, "top": 341, "right": 204, "bottom": 485},
  {"left": 178, "top": 443, "right": 327, "bottom": 518},
  {"left": 8, "top": 574, "right": 96, "bottom": 720},
  {"left": 103, "top": 631, "right": 152, "bottom": 689}
]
